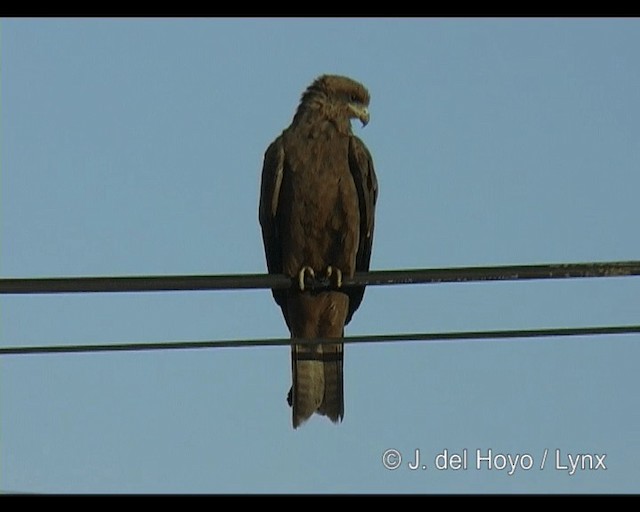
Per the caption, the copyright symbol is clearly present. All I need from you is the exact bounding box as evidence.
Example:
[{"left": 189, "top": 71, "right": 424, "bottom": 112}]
[{"left": 382, "top": 448, "right": 402, "bottom": 470}]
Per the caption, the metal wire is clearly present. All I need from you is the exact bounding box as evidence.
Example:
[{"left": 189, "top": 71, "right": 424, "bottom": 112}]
[
  {"left": 1, "top": 324, "right": 639, "bottom": 356},
  {"left": 2, "top": 260, "right": 638, "bottom": 357},
  {"left": 1, "top": 260, "right": 639, "bottom": 294}
]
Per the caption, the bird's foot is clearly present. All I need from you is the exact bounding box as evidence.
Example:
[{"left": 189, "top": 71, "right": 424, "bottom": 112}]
[
  {"left": 325, "top": 266, "right": 343, "bottom": 289},
  {"left": 297, "top": 266, "right": 316, "bottom": 291}
]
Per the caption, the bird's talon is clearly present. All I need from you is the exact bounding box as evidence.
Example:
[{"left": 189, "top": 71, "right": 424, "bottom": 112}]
[
  {"left": 297, "top": 266, "right": 316, "bottom": 291},
  {"left": 325, "top": 266, "right": 343, "bottom": 289}
]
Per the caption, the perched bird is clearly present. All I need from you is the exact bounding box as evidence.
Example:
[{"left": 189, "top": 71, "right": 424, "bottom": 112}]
[{"left": 259, "top": 75, "right": 378, "bottom": 428}]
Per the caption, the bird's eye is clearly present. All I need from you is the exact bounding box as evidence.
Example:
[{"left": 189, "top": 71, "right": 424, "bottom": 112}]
[{"left": 349, "top": 94, "right": 358, "bottom": 102}]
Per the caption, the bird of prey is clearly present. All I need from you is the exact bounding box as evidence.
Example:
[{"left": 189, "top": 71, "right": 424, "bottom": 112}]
[{"left": 258, "top": 75, "right": 378, "bottom": 428}]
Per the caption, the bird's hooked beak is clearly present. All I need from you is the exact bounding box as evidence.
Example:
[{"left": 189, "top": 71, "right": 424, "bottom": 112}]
[
  {"left": 349, "top": 104, "right": 370, "bottom": 127},
  {"left": 359, "top": 107, "right": 370, "bottom": 127}
]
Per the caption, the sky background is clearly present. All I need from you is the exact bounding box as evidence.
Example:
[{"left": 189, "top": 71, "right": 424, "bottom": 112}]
[{"left": 1, "top": 18, "right": 640, "bottom": 494}]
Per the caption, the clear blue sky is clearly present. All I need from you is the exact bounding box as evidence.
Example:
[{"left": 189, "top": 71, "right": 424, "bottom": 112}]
[{"left": 2, "top": 18, "right": 640, "bottom": 493}]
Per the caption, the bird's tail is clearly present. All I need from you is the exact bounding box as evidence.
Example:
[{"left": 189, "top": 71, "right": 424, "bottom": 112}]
[
  {"left": 289, "top": 340, "right": 343, "bottom": 428},
  {"left": 286, "top": 290, "right": 347, "bottom": 428}
]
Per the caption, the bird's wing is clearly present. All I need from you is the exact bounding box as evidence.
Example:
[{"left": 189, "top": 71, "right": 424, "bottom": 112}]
[
  {"left": 258, "top": 135, "right": 288, "bottom": 315},
  {"left": 346, "top": 135, "right": 379, "bottom": 324}
]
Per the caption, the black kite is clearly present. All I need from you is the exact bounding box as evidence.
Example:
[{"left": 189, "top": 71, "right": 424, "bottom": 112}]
[{"left": 259, "top": 75, "right": 378, "bottom": 428}]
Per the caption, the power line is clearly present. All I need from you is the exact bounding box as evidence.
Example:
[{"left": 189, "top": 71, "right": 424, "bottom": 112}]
[
  {"left": 2, "top": 261, "right": 638, "bottom": 356},
  {"left": 1, "top": 324, "right": 639, "bottom": 356},
  {"left": 1, "top": 260, "right": 639, "bottom": 295}
]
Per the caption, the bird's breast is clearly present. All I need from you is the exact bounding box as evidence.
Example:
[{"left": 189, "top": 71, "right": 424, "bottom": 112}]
[{"left": 278, "top": 141, "right": 360, "bottom": 276}]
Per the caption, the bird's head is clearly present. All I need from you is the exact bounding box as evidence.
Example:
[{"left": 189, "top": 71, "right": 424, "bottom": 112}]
[{"left": 298, "top": 74, "right": 371, "bottom": 129}]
